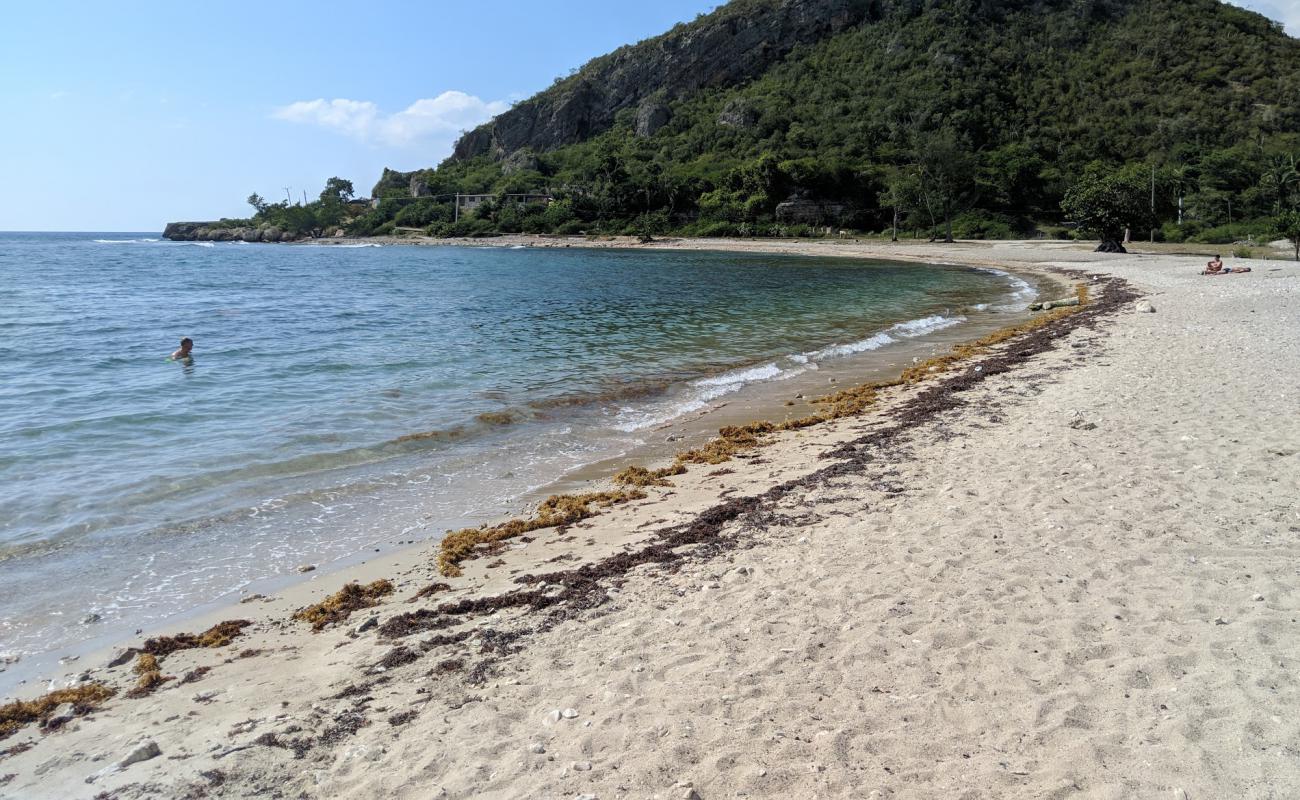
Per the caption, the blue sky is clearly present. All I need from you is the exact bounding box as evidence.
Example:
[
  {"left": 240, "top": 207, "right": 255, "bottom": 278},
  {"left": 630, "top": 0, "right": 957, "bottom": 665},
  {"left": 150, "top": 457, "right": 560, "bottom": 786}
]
[{"left": 0, "top": 0, "right": 1295, "bottom": 231}]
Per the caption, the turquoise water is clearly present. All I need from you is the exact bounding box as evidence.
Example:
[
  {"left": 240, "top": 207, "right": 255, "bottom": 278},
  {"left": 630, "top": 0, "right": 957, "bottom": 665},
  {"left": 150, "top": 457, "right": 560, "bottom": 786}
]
[{"left": 0, "top": 232, "right": 1025, "bottom": 673}]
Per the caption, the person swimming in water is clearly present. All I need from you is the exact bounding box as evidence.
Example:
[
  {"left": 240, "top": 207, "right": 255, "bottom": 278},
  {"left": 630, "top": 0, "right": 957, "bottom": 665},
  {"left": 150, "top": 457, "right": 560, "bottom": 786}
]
[{"left": 170, "top": 337, "right": 194, "bottom": 361}]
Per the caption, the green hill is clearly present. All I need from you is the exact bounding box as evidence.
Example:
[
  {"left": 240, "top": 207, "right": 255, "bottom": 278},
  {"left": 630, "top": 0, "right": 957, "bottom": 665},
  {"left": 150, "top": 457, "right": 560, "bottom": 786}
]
[{"left": 353, "top": 0, "right": 1300, "bottom": 243}]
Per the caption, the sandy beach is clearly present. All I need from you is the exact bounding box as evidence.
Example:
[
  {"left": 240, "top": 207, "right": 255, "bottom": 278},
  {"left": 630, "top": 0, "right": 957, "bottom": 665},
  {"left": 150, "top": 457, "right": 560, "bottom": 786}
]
[{"left": 2, "top": 239, "right": 1297, "bottom": 799}]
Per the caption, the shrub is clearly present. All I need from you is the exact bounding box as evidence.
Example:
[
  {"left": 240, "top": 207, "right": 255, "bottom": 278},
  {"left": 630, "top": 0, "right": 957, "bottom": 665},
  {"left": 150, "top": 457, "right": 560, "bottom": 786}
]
[
  {"left": 1189, "top": 220, "right": 1279, "bottom": 245},
  {"left": 950, "top": 211, "right": 1025, "bottom": 240}
]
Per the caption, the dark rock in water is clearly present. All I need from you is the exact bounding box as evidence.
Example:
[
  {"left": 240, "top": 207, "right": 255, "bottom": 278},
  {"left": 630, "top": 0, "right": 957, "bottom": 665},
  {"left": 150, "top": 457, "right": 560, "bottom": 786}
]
[
  {"left": 450, "top": 0, "right": 873, "bottom": 160},
  {"left": 162, "top": 222, "right": 212, "bottom": 241},
  {"left": 241, "top": 228, "right": 262, "bottom": 243}
]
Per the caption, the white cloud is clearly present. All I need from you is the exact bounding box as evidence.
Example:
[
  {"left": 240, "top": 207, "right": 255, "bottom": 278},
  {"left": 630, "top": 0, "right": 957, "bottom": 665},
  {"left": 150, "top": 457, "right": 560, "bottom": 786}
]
[{"left": 273, "top": 92, "right": 508, "bottom": 147}]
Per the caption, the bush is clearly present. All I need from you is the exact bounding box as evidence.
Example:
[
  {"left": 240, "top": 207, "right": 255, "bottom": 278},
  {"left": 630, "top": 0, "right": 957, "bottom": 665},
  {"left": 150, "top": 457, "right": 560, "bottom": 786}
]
[
  {"left": 393, "top": 199, "right": 452, "bottom": 228},
  {"left": 1232, "top": 245, "right": 1253, "bottom": 259},
  {"left": 1189, "top": 220, "right": 1279, "bottom": 245},
  {"left": 949, "top": 211, "right": 1024, "bottom": 240},
  {"left": 428, "top": 218, "right": 496, "bottom": 238},
  {"left": 1161, "top": 221, "right": 1192, "bottom": 243}
]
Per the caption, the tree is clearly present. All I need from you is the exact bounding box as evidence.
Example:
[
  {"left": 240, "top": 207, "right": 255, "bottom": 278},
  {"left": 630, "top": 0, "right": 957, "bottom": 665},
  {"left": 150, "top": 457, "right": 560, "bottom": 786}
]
[
  {"left": 247, "top": 193, "right": 268, "bottom": 214},
  {"left": 915, "top": 131, "right": 978, "bottom": 243},
  {"left": 878, "top": 168, "right": 922, "bottom": 241},
  {"left": 1061, "top": 163, "right": 1158, "bottom": 253},
  {"left": 1278, "top": 209, "right": 1300, "bottom": 262},
  {"left": 319, "top": 177, "right": 355, "bottom": 203}
]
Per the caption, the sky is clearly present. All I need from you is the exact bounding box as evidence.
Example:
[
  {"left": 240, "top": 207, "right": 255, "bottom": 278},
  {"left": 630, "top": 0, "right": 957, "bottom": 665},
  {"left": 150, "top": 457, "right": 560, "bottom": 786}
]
[{"left": 0, "top": 0, "right": 1295, "bottom": 231}]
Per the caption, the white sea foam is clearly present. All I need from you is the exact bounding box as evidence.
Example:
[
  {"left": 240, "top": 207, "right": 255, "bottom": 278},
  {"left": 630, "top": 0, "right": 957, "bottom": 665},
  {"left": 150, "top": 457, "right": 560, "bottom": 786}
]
[
  {"left": 186, "top": 241, "right": 216, "bottom": 248},
  {"left": 808, "top": 314, "right": 965, "bottom": 361},
  {"left": 976, "top": 267, "right": 1038, "bottom": 310},
  {"left": 299, "top": 243, "right": 382, "bottom": 249},
  {"left": 695, "top": 362, "right": 785, "bottom": 387},
  {"left": 93, "top": 238, "right": 160, "bottom": 244},
  {"left": 611, "top": 313, "right": 972, "bottom": 432},
  {"left": 811, "top": 332, "right": 897, "bottom": 360},
  {"left": 613, "top": 360, "right": 808, "bottom": 432}
]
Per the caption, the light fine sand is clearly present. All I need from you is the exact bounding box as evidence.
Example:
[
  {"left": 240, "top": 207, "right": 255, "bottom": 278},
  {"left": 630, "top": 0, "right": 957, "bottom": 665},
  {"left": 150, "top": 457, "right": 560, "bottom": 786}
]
[{"left": 2, "top": 241, "right": 1298, "bottom": 799}]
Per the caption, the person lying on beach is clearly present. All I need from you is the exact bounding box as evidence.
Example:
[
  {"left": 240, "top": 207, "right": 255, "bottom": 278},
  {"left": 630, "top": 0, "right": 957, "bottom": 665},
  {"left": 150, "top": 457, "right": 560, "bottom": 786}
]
[
  {"left": 170, "top": 337, "right": 194, "bottom": 361},
  {"left": 1201, "top": 257, "right": 1252, "bottom": 275}
]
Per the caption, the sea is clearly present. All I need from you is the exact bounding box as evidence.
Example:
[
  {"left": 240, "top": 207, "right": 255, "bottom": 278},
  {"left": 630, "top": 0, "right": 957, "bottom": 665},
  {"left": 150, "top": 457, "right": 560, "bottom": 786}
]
[{"left": 0, "top": 232, "right": 1036, "bottom": 687}]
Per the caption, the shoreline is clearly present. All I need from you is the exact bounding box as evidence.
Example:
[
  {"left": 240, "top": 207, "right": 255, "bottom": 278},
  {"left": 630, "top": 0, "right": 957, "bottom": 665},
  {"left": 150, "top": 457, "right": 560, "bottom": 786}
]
[
  {"left": 0, "top": 244, "right": 1059, "bottom": 693},
  {"left": 4, "top": 240, "right": 1296, "bottom": 799}
]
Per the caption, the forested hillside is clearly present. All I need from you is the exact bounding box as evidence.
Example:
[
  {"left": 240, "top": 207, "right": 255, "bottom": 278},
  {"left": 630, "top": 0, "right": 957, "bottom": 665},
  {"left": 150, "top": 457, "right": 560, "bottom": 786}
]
[{"left": 349, "top": 0, "right": 1300, "bottom": 245}]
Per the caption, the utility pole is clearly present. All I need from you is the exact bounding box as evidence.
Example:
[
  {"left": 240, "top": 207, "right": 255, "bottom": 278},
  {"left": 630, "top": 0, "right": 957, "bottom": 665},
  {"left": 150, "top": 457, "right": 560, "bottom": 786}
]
[
  {"left": 302, "top": 190, "right": 308, "bottom": 206},
  {"left": 283, "top": 187, "right": 293, "bottom": 204},
  {"left": 454, "top": 194, "right": 461, "bottom": 223}
]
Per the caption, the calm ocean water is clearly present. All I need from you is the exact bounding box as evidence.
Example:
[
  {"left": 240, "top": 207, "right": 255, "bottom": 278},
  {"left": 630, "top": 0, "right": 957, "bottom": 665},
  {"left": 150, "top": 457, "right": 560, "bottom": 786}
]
[{"left": 0, "top": 232, "right": 1029, "bottom": 676}]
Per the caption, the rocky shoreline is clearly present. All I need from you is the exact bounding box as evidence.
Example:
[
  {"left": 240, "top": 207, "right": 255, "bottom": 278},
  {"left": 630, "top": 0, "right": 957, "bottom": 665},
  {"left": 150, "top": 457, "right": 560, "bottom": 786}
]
[{"left": 161, "top": 221, "right": 346, "bottom": 243}]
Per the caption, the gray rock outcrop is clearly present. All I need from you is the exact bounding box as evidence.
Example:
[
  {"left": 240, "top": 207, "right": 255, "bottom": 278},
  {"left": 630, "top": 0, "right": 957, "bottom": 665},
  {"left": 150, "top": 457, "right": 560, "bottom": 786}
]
[
  {"left": 775, "top": 196, "right": 853, "bottom": 226},
  {"left": 451, "top": 0, "right": 876, "bottom": 161},
  {"left": 636, "top": 100, "right": 672, "bottom": 137}
]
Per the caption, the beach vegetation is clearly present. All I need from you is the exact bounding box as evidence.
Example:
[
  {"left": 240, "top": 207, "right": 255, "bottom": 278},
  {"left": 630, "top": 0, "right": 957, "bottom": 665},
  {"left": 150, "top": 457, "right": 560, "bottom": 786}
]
[
  {"left": 301, "top": 0, "right": 1299, "bottom": 243},
  {"left": 0, "top": 684, "right": 116, "bottom": 740},
  {"left": 294, "top": 580, "right": 394, "bottom": 630},
  {"left": 1061, "top": 163, "right": 1161, "bottom": 252}
]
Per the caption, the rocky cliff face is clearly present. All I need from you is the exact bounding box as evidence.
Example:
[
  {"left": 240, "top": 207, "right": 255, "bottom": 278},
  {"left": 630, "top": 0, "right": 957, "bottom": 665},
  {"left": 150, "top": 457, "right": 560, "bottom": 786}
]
[{"left": 451, "top": 0, "right": 878, "bottom": 161}]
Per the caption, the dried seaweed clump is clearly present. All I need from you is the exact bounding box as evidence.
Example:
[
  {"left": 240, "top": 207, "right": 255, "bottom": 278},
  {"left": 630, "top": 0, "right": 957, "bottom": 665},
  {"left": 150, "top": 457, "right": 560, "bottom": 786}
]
[
  {"left": 613, "top": 463, "right": 687, "bottom": 487},
  {"left": 437, "top": 490, "right": 646, "bottom": 577},
  {"left": 141, "top": 620, "right": 253, "bottom": 658},
  {"left": 293, "top": 580, "right": 395, "bottom": 630},
  {"left": 0, "top": 684, "right": 115, "bottom": 740},
  {"left": 126, "top": 653, "right": 173, "bottom": 699},
  {"left": 675, "top": 422, "right": 777, "bottom": 465},
  {"left": 409, "top": 582, "right": 452, "bottom": 603}
]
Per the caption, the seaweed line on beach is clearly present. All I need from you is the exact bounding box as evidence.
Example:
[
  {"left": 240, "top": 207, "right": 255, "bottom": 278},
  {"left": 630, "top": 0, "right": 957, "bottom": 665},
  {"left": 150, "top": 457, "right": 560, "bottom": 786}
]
[
  {"left": 434, "top": 277, "right": 1095, "bottom": 579},
  {"left": 375, "top": 272, "right": 1137, "bottom": 687}
]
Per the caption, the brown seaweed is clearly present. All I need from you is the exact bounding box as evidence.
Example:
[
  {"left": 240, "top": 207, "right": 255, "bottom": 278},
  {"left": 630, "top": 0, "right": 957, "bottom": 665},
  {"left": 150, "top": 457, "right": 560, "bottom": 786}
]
[{"left": 293, "top": 580, "right": 394, "bottom": 630}]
